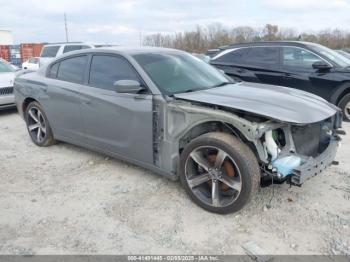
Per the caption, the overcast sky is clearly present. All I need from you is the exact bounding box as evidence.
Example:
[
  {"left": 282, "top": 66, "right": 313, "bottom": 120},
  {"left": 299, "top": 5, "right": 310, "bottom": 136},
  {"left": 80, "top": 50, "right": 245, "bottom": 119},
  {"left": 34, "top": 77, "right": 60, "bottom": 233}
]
[{"left": 1, "top": 0, "right": 350, "bottom": 45}]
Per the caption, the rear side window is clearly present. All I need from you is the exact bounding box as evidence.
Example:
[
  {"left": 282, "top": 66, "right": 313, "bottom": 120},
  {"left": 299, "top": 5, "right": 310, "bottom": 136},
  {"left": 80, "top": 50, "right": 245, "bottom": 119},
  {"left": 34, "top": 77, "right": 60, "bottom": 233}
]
[
  {"left": 62, "top": 45, "right": 91, "bottom": 53},
  {"left": 245, "top": 47, "right": 279, "bottom": 66},
  {"left": 41, "top": 46, "right": 60, "bottom": 57},
  {"left": 89, "top": 55, "right": 139, "bottom": 91},
  {"left": 57, "top": 56, "right": 87, "bottom": 84},
  {"left": 214, "top": 48, "right": 249, "bottom": 64}
]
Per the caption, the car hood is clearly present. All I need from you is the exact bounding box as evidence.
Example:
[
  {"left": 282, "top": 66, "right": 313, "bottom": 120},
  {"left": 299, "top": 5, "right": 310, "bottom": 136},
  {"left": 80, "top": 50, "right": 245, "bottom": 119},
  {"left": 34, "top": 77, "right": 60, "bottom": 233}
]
[
  {"left": 0, "top": 72, "right": 15, "bottom": 88},
  {"left": 173, "top": 82, "right": 338, "bottom": 124}
]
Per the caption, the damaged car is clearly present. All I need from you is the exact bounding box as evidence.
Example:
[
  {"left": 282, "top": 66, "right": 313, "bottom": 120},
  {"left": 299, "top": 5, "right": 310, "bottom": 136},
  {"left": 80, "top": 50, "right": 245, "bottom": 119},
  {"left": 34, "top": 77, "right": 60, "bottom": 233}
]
[{"left": 14, "top": 47, "right": 343, "bottom": 214}]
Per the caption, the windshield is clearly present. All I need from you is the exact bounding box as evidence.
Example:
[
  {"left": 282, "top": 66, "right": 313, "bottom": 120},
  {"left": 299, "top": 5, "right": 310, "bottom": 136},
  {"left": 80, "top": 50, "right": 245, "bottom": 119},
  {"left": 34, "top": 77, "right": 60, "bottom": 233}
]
[
  {"left": 307, "top": 43, "right": 350, "bottom": 67},
  {"left": 132, "top": 52, "right": 229, "bottom": 95},
  {"left": 0, "top": 59, "right": 14, "bottom": 73}
]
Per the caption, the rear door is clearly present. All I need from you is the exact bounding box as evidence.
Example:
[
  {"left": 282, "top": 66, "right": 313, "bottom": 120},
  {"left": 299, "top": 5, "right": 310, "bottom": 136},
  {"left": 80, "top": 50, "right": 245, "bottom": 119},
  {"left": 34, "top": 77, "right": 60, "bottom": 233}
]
[
  {"left": 211, "top": 48, "right": 253, "bottom": 81},
  {"left": 241, "top": 46, "right": 282, "bottom": 86},
  {"left": 212, "top": 46, "right": 282, "bottom": 85},
  {"left": 79, "top": 54, "right": 154, "bottom": 164},
  {"left": 43, "top": 55, "right": 88, "bottom": 142}
]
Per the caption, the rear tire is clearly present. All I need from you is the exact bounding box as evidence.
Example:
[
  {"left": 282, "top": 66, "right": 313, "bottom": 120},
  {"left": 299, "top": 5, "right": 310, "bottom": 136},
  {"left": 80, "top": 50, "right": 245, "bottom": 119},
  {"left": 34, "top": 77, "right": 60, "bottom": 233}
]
[
  {"left": 25, "top": 101, "right": 56, "bottom": 147},
  {"left": 338, "top": 93, "right": 350, "bottom": 121},
  {"left": 179, "top": 132, "right": 260, "bottom": 214}
]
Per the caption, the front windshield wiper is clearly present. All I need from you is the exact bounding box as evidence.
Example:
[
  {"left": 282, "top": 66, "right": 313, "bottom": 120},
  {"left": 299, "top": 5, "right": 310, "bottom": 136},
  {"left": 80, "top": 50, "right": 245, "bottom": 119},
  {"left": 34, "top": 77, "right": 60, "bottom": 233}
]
[
  {"left": 169, "top": 89, "right": 201, "bottom": 96},
  {"left": 172, "top": 82, "right": 234, "bottom": 96}
]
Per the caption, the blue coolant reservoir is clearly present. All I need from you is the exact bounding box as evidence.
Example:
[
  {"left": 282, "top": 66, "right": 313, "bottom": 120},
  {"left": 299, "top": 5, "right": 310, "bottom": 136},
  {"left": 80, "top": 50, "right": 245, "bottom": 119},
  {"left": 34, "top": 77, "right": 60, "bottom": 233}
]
[{"left": 273, "top": 155, "right": 301, "bottom": 178}]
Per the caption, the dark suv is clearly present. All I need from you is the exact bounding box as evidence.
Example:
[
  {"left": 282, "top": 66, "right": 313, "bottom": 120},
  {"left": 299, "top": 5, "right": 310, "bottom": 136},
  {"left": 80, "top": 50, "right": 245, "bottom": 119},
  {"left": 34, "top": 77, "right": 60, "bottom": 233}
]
[{"left": 210, "top": 41, "right": 350, "bottom": 121}]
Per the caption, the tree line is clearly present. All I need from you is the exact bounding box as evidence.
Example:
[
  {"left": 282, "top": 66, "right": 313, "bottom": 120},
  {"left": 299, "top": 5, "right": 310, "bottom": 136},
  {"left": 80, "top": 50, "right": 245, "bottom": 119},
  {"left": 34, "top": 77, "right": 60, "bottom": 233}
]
[{"left": 143, "top": 24, "right": 350, "bottom": 53}]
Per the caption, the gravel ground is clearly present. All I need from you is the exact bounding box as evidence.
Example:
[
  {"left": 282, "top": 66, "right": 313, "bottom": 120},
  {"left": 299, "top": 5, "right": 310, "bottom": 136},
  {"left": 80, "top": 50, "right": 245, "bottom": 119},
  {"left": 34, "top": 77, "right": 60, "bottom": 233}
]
[{"left": 0, "top": 108, "right": 349, "bottom": 255}]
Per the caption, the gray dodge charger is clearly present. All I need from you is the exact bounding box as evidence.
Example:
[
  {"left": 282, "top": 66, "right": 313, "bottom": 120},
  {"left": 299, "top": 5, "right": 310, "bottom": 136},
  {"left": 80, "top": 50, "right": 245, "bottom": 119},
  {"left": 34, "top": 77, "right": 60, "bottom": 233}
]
[{"left": 14, "top": 47, "right": 343, "bottom": 214}]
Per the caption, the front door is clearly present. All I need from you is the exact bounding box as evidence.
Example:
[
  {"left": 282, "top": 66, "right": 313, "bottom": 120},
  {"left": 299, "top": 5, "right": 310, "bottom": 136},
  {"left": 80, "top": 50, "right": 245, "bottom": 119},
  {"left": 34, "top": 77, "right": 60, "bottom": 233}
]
[
  {"left": 279, "top": 46, "right": 333, "bottom": 100},
  {"left": 79, "top": 54, "right": 153, "bottom": 164}
]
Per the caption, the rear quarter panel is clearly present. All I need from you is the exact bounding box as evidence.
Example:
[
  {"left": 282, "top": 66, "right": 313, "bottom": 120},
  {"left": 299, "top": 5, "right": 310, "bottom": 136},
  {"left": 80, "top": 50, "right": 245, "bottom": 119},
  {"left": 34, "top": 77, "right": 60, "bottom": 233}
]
[{"left": 14, "top": 71, "right": 49, "bottom": 118}]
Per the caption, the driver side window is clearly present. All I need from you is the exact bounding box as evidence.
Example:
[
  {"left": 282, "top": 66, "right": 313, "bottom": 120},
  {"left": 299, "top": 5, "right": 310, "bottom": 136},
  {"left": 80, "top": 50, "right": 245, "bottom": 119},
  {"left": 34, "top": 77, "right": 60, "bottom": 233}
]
[
  {"left": 89, "top": 55, "right": 140, "bottom": 91},
  {"left": 282, "top": 47, "right": 321, "bottom": 70}
]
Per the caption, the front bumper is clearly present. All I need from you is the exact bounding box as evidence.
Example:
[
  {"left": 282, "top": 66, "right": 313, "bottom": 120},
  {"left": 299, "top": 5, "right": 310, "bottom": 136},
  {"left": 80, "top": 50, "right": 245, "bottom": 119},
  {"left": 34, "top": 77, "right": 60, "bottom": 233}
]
[
  {"left": 0, "top": 94, "right": 15, "bottom": 109},
  {"left": 291, "top": 139, "right": 339, "bottom": 185}
]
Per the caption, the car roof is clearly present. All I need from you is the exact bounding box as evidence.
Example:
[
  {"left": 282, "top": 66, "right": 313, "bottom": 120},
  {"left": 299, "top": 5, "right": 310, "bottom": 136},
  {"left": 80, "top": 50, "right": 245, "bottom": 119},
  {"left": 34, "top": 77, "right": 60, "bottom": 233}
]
[
  {"left": 223, "top": 41, "right": 314, "bottom": 49},
  {"left": 44, "top": 42, "right": 84, "bottom": 46},
  {"left": 55, "top": 46, "right": 185, "bottom": 59}
]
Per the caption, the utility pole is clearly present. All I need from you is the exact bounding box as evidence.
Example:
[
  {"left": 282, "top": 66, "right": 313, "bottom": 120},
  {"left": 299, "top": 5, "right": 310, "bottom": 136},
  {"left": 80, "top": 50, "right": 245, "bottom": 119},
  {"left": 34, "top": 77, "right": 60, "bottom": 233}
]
[
  {"left": 64, "top": 13, "right": 69, "bottom": 42},
  {"left": 139, "top": 31, "right": 142, "bottom": 47}
]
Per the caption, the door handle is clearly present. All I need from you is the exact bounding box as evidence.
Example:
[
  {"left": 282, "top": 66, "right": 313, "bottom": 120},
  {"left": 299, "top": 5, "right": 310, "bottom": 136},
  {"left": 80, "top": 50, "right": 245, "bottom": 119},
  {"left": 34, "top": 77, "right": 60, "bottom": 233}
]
[{"left": 134, "top": 94, "right": 148, "bottom": 100}]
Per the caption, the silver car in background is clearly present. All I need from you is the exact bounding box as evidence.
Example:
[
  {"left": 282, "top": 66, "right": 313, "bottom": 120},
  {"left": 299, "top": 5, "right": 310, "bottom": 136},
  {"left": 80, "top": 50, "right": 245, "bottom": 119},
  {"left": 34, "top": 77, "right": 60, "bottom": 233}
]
[
  {"left": 0, "top": 58, "right": 15, "bottom": 109},
  {"left": 14, "top": 47, "right": 343, "bottom": 214}
]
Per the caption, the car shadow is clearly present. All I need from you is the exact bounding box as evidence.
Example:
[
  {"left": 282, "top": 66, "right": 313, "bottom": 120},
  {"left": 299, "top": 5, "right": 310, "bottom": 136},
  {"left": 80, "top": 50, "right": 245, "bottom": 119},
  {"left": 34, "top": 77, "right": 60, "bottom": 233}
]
[{"left": 0, "top": 107, "right": 18, "bottom": 116}]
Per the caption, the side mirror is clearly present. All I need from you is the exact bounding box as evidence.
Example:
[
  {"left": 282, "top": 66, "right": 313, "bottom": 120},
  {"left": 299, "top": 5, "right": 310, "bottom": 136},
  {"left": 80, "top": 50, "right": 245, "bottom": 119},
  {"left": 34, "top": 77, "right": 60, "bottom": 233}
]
[
  {"left": 114, "top": 80, "right": 145, "bottom": 94},
  {"left": 312, "top": 61, "right": 332, "bottom": 70}
]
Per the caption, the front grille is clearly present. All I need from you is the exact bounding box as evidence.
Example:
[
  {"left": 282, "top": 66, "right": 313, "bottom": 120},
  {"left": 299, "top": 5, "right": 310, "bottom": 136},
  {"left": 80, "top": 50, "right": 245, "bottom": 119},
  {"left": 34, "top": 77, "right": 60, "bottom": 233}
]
[{"left": 0, "top": 87, "right": 13, "bottom": 96}]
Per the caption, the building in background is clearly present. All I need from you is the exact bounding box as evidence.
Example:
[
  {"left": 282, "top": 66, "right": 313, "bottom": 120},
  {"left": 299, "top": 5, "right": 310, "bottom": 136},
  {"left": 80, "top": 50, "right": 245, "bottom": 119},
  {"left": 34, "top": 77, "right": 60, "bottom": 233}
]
[{"left": 0, "top": 29, "right": 14, "bottom": 45}]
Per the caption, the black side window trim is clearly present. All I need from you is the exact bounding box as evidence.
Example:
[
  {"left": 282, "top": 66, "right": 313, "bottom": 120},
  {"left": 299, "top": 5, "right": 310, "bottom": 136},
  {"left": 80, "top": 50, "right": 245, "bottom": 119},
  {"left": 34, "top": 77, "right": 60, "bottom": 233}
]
[{"left": 46, "top": 54, "right": 88, "bottom": 84}]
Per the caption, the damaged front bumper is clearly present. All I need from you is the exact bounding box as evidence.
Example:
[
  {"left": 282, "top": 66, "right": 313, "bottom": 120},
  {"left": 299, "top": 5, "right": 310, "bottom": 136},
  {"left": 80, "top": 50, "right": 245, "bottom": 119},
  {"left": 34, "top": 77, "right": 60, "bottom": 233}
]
[{"left": 291, "top": 139, "right": 339, "bottom": 185}]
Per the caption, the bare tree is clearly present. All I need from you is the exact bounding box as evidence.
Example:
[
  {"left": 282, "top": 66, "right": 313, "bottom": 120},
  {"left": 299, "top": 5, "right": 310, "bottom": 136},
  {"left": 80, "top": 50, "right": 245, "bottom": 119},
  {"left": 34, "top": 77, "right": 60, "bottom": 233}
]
[{"left": 143, "top": 23, "right": 350, "bottom": 53}]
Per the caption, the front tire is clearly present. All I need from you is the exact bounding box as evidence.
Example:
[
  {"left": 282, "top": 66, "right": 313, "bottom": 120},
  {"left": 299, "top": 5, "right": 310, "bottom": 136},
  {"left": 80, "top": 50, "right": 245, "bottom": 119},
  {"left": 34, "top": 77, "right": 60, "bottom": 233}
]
[
  {"left": 338, "top": 93, "right": 350, "bottom": 121},
  {"left": 25, "top": 101, "right": 56, "bottom": 146},
  {"left": 179, "top": 132, "right": 260, "bottom": 214}
]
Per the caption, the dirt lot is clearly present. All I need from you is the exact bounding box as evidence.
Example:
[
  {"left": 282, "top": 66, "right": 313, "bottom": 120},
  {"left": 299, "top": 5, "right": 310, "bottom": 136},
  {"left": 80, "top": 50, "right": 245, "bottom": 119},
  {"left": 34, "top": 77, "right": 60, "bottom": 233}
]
[{"left": 0, "top": 108, "right": 349, "bottom": 255}]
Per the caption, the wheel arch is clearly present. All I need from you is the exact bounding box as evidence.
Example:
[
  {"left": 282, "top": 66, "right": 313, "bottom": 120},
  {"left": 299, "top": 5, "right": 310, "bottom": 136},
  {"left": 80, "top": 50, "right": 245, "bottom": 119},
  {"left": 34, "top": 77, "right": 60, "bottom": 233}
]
[
  {"left": 178, "top": 120, "right": 259, "bottom": 159},
  {"left": 331, "top": 81, "right": 350, "bottom": 105},
  {"left": 22, "top": 97, "right": 39, "bottom": 116}
]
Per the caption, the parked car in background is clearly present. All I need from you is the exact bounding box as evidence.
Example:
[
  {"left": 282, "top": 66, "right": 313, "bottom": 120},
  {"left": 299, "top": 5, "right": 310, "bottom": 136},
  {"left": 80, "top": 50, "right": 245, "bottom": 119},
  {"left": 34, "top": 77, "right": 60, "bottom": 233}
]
[
  {"left": 0, "top": 58, "right": 15, "bottom": 109},
  {"left": 22, "top": 57, "right": 40, "bottom": 70},
  {"left": 210, "top": 41, "right": 350, "bottom": 121},
  {"left": 335, "top": 49, "right": 350, "bottom": 60},
  {"left": 206, "top": 46, "right": 228, "bottom": 58},
  {"left": 39, "top": 42, "right": 116, "bottom": 66},
  {"left": 192, "top": 53, "right": 211, "bottom": 63},
  {"left": 14, "top": 47, "right": 343, "bottom": 214}
]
